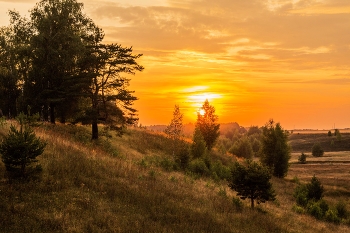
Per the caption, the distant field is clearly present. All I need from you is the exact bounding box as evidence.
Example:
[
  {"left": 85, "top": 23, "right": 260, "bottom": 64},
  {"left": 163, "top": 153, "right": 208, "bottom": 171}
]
[{"left": 289, "top": 131, "right": 350, "bottom": 153}]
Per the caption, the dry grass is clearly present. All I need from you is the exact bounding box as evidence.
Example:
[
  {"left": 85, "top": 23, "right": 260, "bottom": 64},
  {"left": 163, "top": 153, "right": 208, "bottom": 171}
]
[{"left": 0, "top": 123, "right": 349, "bottom": 232}]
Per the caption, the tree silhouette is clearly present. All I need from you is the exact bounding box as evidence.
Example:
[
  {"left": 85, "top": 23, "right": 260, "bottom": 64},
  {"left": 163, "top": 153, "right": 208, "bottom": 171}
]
[{"left": 196, "top": 99, "right": 220, "bottom": 150}]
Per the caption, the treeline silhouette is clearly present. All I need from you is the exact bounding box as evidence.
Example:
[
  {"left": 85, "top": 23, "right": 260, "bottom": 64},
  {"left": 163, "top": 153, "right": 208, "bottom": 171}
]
[{"left": 0, "top": 0, "right": 143, "bottom": 139}]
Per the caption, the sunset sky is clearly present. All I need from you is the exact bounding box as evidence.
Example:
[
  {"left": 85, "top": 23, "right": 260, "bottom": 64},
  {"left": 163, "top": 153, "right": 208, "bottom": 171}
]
[{"left": 1, "top": 0, "right": 350, "bottom": 129}]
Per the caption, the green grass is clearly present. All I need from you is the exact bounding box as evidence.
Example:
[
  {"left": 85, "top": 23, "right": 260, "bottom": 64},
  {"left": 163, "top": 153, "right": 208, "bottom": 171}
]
[{"left": 0, "top": 122, "right": 349, "bottom": 232}]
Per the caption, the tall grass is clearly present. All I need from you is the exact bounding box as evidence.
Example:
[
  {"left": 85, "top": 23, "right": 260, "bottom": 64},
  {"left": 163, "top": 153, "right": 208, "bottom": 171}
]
[{"left": 0, "top": 123, "right": 349, "bottom": 232}]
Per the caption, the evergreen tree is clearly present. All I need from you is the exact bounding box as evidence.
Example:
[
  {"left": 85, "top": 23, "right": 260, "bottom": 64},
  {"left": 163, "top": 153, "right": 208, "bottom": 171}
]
[
  {"left": 196, "top": 99, "right": 220, "bottom": 150},
  {"left": 0, "top": 113, "right": 46, "bottom": 177},
  {"left": 312, "top": 143, "right": 324, "bottom": 157},
  {"left": 81, "top": 28, "right": 143, "bottom": 139},
  {"left": 229, "top": 160, "right": 276, "bottom": 209},
  {"left": 260, "top": 119, "right": 291, "bottom": 178}
]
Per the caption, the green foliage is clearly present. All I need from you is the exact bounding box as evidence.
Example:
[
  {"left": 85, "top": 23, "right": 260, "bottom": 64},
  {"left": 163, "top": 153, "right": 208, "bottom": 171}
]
[
  {"left": 229, "top": 136, "right": 254, "bottom": 159},
  {"left": 0, "top": 116, "right": 6, "bottom": 128},
  {"left": 307, "top": 201, "right": 325, "bottom": 219},
  {"left": 164, "top": 105, "right": 183, "bottom": 142},
  {"left": 298, "top": 152, "right": 307, "bottom": 164},
  {"left": 294, "top": 183, "right": 309, "bottom": 207},
  {"left": 312, "top": 143, "right": 324, "bottom": 157},
  {"left": 210, "top": 160, "right": 231, "bottom": 180},
  {"left": 325, "top": 209, "right": 341, "bottom": 224},
  {"left": 260, "top": 119, "right": 291, "bottom": 178},
  {"left": 0, "top": 124, "right": 46, "bottom": 178},
  {"left": 306, "top": 175, "right": 324, "bottom": 201},
  {"left": 294, "top": 175, "right": 324, "bottom": 208},
  {"left": 174, "top": 142, "right": 190, "bottom": 169},
  {"left": 188, "top": 159, "right": 210, "bottom": 176},
  {"left": 191, "top": 126, "right": 207, "bottom": 159},
  {"left": 196, "top": 100, "right": 220, "bottom": 151},
  {"left": 232, "top": 197, "right": 243, "bottom": 211},
  {"left": 336, "top": 201, "right": 348, "bottom": 219},
  {"left": 228, "top": 160, "right": 276, "bottom": 209}
]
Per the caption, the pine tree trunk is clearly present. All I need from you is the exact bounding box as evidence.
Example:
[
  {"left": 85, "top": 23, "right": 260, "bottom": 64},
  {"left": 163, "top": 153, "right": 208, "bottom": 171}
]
[
  {"left": 92, "top": 120, "right": 98, "bottom": 140},
  {"left": 50, "top": 103, "right": 55, "bottom": 124},
  {"left": 251, "top": 198, "right": 254, "bottom": 209}
]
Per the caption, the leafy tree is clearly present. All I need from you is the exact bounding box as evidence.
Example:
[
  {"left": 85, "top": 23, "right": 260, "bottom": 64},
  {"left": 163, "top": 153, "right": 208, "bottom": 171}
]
[
  {"left": 165, "top": 105, "right": 183, "bottom": 154},
  {"left": 229, "top": 136, "right": 254, "bottom": 159},
  {"left": 327, "top": 131, "right": 332, "bottom": 137},
  {"left": 312, "top": 143, "right": 324, "bottom": 157},
  {"left": 0, "top": 114, "right": 46, "bottom": 177},
  {"left": 196, "top": 99, "right": 220, "bottom": 150},
  {"left": 191, "top": 126, "right": 207, "bottom": 159},
  {"left": 260, "top": 119, "right": 291, "bottom": 178},
  {"left": 247, "top": 125, "right": 261, "bottom": 136},
  {"left": 228, "top": 160, "right": 276, "bottom": 209}
]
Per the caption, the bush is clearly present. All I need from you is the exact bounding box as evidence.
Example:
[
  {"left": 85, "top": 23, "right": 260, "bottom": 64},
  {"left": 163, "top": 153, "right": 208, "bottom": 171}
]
[
  {"left": 325, "top": 209, "right": 341, "bottom": 224},
  {"left": 210, "top": 161, "right": 231, "bottom": 180},
  {"left": 312, "top": 143, "right": 324, "bottom": 157},
  {"left": 0, "top": 125, "right": 46, "bottom": 178},
  {"left": 175, "top": 143, "right": 190, "bottom": 169},
  {"left": 298, "top": 153, "right": 307, "bottom": 164},
  {"left": 294, "top": 184, "right": 309, "bottom": 207},
  {"left": 229, "top": 136, "right": 254, "bottom": 159},
  {"left": 188, "top": 159, "right": 210, "bottom": 176},
  {"left": 307, "top": 201, "right": 324, "bottom": 219},
  {"left": 306, "top": 175, "right": 324, "bottom": 201},
  {"left": 336, "top": 201, "right": 348, "bottom": 219}
]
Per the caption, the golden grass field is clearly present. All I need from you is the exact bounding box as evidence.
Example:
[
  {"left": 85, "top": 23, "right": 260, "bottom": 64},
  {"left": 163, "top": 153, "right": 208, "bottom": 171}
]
[{"left": 0, "top": 122, "right": 349, "bottom": 232}]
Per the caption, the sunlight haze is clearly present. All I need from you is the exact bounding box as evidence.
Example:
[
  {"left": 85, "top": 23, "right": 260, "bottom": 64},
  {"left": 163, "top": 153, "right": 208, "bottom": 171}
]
[{"left": 1, "top": 0, "right": 350, "bottom": 129}]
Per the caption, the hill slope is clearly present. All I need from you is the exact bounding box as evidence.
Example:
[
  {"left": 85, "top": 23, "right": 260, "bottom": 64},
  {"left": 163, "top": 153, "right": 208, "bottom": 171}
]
[{"left": 0, "top": 123, "right": 349, "bottom": 232}]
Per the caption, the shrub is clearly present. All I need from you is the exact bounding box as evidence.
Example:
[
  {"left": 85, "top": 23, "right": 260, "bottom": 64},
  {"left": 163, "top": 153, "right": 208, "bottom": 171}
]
[
  {"left": 325, "top": 209, "right": 341, "bottom": 224},
  {"left": 294, "top": 184, "right": 309, "bottom": 207},
  {"left": 210, "top": 161, "right": 231, "bottom": 180},
  {"left": 188, "top": 159, "right": 210, "bottom": 176},
  {"left": 312, "top": 143, "right": 324, "bottom": 157},
  {"left": 336, "top": 201, "right": 348, "bottom": 219},
  {"left": 307, "top": 201, "right": 324, "bottom": 219},
  {"left": 232, "top": 197, "right": 243, "bottom": 211},
  {"left": 0, "top": 125, "right": 46, "bottom": 178},
  {"left": 229, "top": 136, "right": 254, "bottom": 159},
  {"left": 175, "top": 143, "right": 190, "bottom": 169},
  {"left": 327, "top": 131, "right": 332, "bottom": 137},
  {"left": 298, "top": 153, "right": 307, "bottom": 164},
  {"left": 306, "top": 175, "right": 324, "bottom": 201}
]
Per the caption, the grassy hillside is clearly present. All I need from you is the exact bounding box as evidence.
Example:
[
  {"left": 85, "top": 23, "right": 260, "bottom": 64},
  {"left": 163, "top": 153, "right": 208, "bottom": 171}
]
[
  {"left": 289, "top": 132, "right": 350, "bottom": 153},
  {"left": 0, "top": 122, "right": 349, "bottom": 232}
]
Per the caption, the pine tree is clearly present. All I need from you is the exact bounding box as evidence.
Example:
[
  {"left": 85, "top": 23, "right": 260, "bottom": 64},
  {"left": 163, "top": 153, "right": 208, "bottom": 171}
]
[
  {"left": 0, "top": 114, "right": 46, "bottom": 177},
  {"left": 229, "top": 160, "right": 276, "bottom": 209},
  {"left": 165, "top": 105, "right": 183, "bottom": 155}
]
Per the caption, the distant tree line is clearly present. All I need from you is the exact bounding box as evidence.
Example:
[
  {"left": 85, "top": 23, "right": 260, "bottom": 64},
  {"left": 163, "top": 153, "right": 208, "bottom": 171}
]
[{"left": 0, "top": 0, "right": 143, "bottom": 139}]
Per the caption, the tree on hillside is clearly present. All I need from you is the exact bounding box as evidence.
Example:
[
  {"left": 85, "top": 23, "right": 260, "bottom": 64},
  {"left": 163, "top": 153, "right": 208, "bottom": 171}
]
[
  {"left": 165, "top": 105, "right": 183, "bottom": 154},
  {"left": 0, "top": 11, "right": 33, "bottom": 118},
  {"left": 0, "top": 113, "right": 46, "bottom": 178},
  {"left": 81, "top": 28, "right": 144, "bottom": 139},
  {"left": 26, "top": 0, "right": 95, "bottom": 123},
  {"left": 229, "top": 136, "right": 254, "bottom": 159},
  {"left": 228, "top": 160, "right": 276, "bottom": 209},
  {"left": 196, "top": 99, "right": 220, "bottom": 150},
  {"left": 260, "top": 119, "right": 291, "bottom": 178},
  {"left": 191, "top": 126, "right": 207, "bottom": 159}
]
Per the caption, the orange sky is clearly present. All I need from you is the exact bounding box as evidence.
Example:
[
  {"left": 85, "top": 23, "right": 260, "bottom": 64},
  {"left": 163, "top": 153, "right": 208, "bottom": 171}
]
[{"left": 1, "top": 0, "right": 350, "bottom": 129}]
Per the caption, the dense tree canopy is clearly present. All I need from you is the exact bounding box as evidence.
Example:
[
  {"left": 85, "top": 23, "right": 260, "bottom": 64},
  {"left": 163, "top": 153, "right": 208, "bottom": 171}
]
[
  {"left": 0, "top": 0, "right": 143, "bottom": 139},
  {"left": 260, "top": 119, "right": 291, "bottom": 178}
]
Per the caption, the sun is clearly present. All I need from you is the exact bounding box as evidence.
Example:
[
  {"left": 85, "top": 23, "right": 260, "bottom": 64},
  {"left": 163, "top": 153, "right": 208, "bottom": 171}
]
[{"left": 199, "top": 109, "right": 205, "bottom": 116}]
